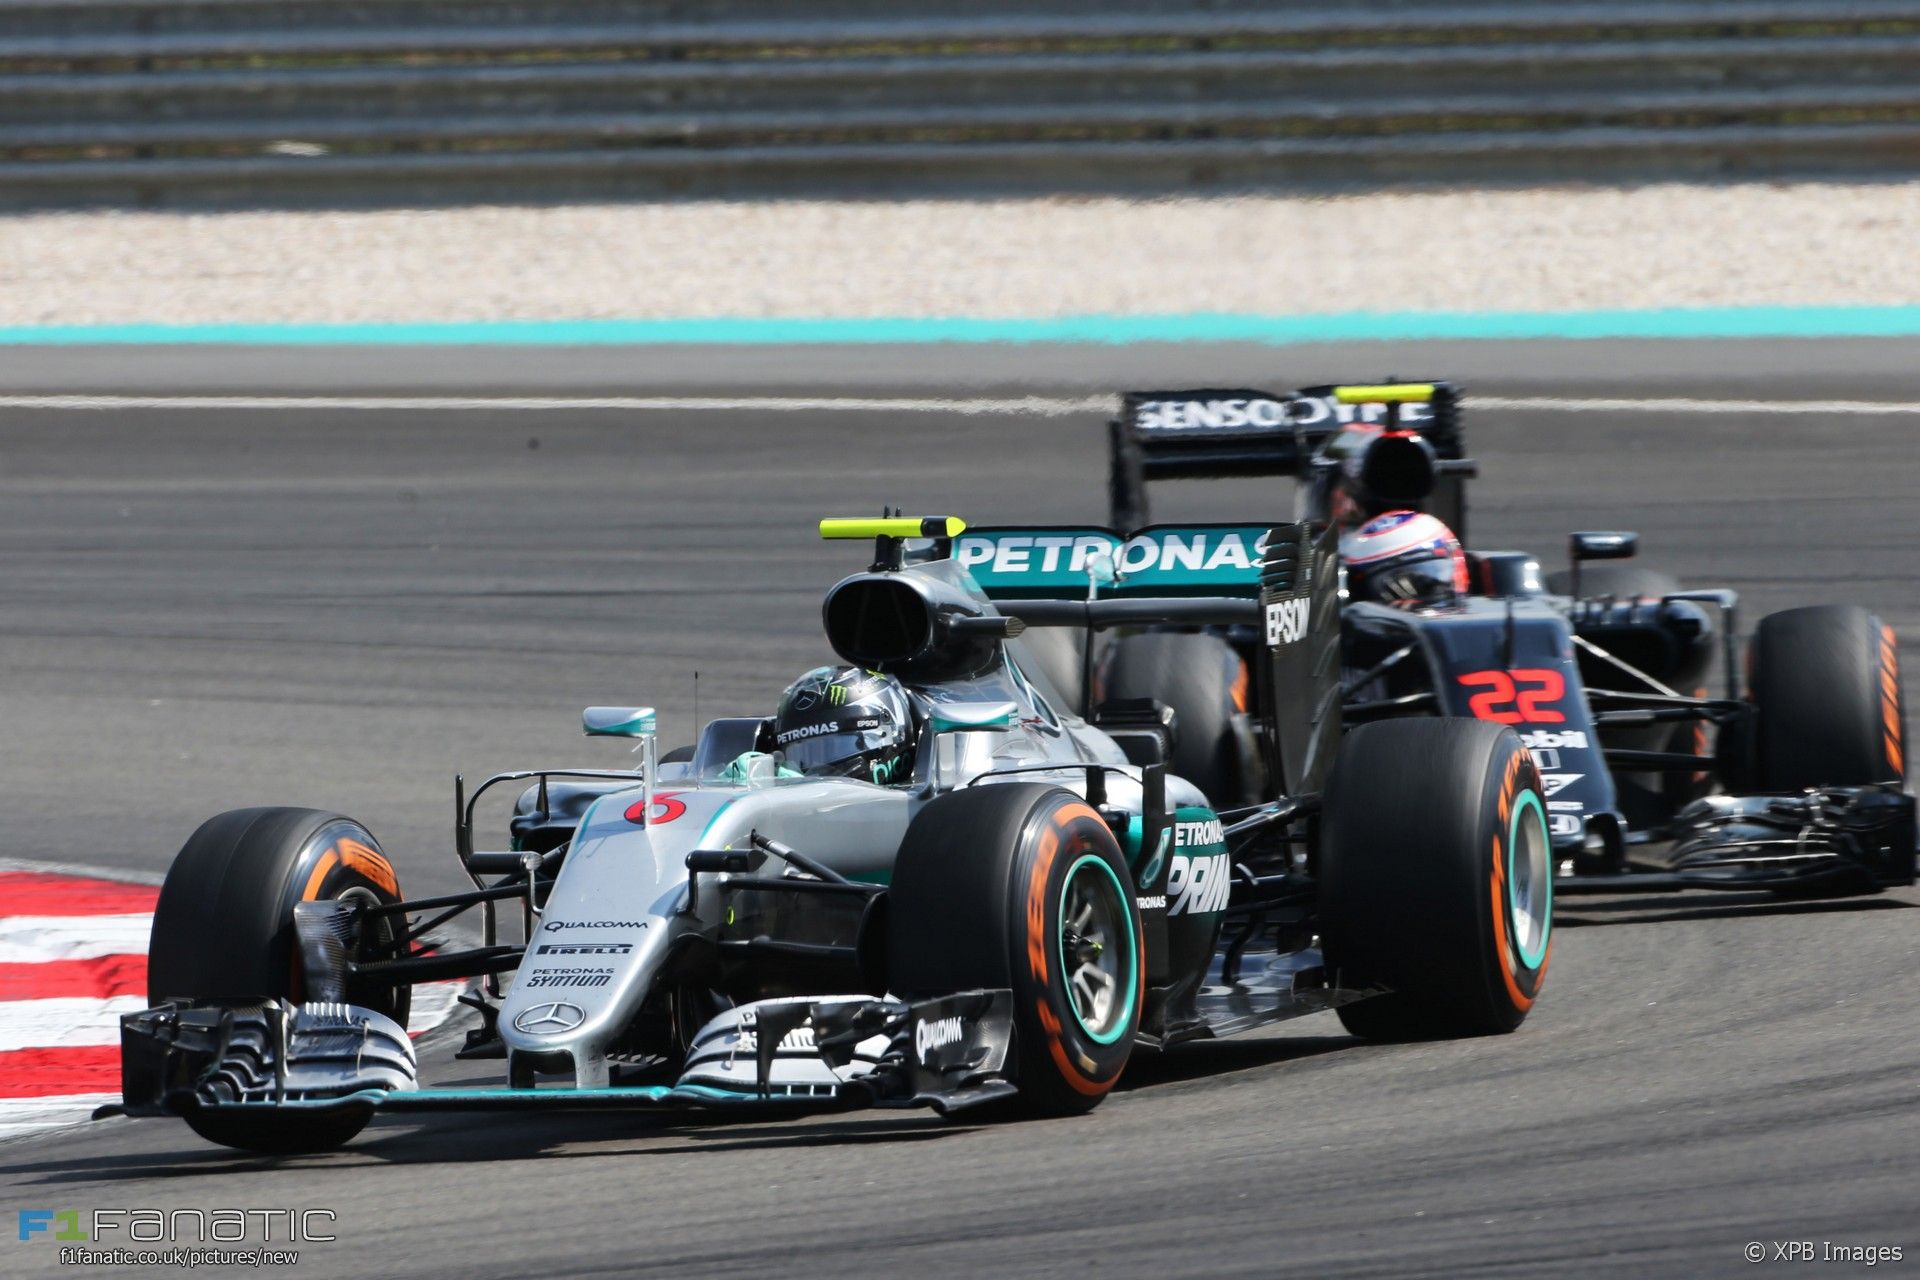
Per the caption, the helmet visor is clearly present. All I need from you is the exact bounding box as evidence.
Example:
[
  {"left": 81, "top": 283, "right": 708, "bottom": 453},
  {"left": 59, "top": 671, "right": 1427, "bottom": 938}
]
[
  {"left": 1360, "top": 555, "right": 1459, "bottom": 606},
  {"left": 773, "top": 724, "right": 901, "bottom": 779}
]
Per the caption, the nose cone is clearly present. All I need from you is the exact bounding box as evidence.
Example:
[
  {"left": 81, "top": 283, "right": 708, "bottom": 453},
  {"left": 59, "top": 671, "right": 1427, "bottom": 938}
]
[{"left": 496, "top": 796, "right": 690, "bottom": 1085}]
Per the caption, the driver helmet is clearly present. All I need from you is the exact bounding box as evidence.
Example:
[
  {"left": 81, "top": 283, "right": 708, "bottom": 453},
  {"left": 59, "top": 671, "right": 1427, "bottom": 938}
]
[
  {"left": 1340, "top": 509, "right": 1468, "bottom": 608},
  {"left": 768, "top": 666, "right": 918, "bottom": 784}
]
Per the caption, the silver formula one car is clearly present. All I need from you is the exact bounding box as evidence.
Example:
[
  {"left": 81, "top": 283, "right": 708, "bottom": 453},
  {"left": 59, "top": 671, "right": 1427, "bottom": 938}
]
[{"left": 115, "top": 516, "right": 1554, "bottom": 1152}]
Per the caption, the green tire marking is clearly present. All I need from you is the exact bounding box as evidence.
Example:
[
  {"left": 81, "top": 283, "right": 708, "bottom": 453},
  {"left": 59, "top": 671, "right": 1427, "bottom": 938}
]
[
  {"left": 1507, "top": 789, "right": 1552, "bottom": 971},
  {"left": 1056, "top": 852, "right": 1138, "bottom": 1046}
]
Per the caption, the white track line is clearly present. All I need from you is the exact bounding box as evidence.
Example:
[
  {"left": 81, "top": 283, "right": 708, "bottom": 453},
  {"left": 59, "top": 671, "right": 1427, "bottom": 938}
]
[
  {"left": 1, "top": 392, "right": 1918, "bottom": 414},
  {"left": 1471, "top": 396, "right": 1920, "bottom": 414},
  {"left": 0, "top": 394, "right": 1115, "bottom": 414}
]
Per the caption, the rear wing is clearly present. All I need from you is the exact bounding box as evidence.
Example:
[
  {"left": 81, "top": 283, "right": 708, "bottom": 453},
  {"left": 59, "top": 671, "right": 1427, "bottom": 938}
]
[
  {"left": 953, "top": 523, "right": 1273, "bottom": 601},
  {"left": 1108, "top": 382, "right": 1468, "bottom": 537}
]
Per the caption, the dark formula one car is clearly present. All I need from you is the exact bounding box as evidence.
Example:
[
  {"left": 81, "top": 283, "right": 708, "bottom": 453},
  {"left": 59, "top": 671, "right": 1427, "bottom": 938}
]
[
  {"left": 1019, "top": 381, "right": 1911, "bottom": 901},
  {"left": 113, "top": 516, "right": 1553, "bottom": 1153}
]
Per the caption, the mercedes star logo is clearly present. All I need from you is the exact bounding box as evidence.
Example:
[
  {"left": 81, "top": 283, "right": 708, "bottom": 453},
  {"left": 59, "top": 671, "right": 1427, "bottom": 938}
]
[{"left": 513, "top": 1001, "right": 586, "bottom": 1034}]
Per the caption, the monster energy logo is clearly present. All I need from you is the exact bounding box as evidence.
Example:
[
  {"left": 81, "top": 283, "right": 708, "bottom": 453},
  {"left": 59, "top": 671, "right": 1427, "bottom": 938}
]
[{"left": 826, "top": 684, "right": 849, "bottom": 706}]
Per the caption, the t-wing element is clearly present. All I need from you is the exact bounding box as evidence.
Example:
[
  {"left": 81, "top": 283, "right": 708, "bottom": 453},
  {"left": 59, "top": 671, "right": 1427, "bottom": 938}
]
[
  {"left": 1333, "top": 382, "right": 1439, "bottom": 405},
  {"left": 820, "top": 516, "right": 967, "bottom": 540},
  {"left": 820, "top": 515, "right": 968, "bottom": 571}
]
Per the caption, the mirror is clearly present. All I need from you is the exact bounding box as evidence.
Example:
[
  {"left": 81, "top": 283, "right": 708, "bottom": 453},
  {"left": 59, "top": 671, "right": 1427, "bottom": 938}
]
[
  {"left": 1085, "top": 545, "right": 1118, "bottom": 590},
  {"left": 1569, "top": 531, "right": 1638, "bottom": 562},
  {"left": 582, "top": 706, "right": 657, "bottom": 738},
  {"left": 929, "top": 700, "right": 1019, "bottom": 733}
]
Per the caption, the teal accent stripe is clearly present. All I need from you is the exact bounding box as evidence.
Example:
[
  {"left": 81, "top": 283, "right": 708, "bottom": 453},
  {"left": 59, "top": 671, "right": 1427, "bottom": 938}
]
[
  {"left": 7, "top": 305, "right": 1920, "bottom": 346},
  {"left": 1507, "top": 790, "right": 1553, "bottom": 972},
  {"left": 1058, "top": 853, "right": 1139, "bottom": 1047},
  {"left": 403, "top": 1086, "right": 675, "bottom": 1102}
]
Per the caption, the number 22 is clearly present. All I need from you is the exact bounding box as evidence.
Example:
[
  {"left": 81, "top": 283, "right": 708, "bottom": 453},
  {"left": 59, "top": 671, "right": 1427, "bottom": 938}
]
[{"left": 1458, "top": 668, "right": 1566, "bottom": 724}]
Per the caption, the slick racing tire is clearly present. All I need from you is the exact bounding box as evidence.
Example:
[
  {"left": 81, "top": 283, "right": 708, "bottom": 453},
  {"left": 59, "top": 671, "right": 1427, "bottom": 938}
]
[
  {"left": 1320, "top": 720, "right": 1552, "bottom": 1040},
  {"left": 1100, "top": 630, "right": 1256, "bottom": 808},
  {"left": 149, "top": 807, "right": 408, "bottom": 1153},
  {"left": 1746, "top": 605, "right": 1905, "bottom": 792},
  {"left": 889, "top": 784, "right": 1143, "bottom": 1115},
  {"left": 1543, "top": 564, "right": 1680, "bottom": 601}
]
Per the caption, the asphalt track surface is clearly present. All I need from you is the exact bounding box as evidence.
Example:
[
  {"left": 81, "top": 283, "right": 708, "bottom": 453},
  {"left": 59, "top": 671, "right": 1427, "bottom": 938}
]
[{"left": 3, "top": 339, "right": 1919, "bottom": 1278}]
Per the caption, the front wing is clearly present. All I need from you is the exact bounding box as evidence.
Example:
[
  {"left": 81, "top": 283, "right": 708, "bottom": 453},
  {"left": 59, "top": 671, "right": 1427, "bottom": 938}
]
[
  {"left": 1557, "top": 784, "right": 1916, "bottom": 895},
  {"left": 111, "top": 989, "right": 1017, "bottom": 1124}
]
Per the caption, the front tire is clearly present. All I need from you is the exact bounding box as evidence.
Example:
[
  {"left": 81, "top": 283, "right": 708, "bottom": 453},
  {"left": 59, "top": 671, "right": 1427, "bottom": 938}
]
[
  {"left": 1320, "top": 720, "right": 1552, "bottom": 1040},
  {"left": 1746, "top": 605, "right": 1904, "bottom": 791},
  {"left": 888, "top": 784, "right": 1142, "bottom": 1114},
  {"left": 149, "top": 807, "right": 408, "bottom": 1153}
]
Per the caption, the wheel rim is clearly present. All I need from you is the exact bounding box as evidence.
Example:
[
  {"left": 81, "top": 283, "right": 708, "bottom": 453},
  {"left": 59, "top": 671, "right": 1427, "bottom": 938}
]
[
  {"left": 1056, "top": 854, "right": 1136, "bottom": 1045},
  {"left": 332, "top": 883, "right": 406, "bottom": 1017},
  {"left": 1506, "top": 790, "right": 1552, "bottom": 970}
]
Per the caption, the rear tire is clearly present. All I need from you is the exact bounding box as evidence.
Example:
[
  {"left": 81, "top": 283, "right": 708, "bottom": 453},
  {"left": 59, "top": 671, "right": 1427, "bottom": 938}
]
[
  {"left": 1746, "top": 605, "right": 1904, "bottom": 792},
  {"left": 889, "top": 784, "right": 1142, "bottom": 1114},
  {"left": 1321, "top": 720, "right": 1552, "bottom": 1040},
  {"left": 149, "top": 807, "right": 407, "bottom": 1153},
  {"left": 1012, "top": 626, "right": 1090, "bottom": 717},
  {"left": 1100, "top": 631, "right": 1254, "bottom": 807}
]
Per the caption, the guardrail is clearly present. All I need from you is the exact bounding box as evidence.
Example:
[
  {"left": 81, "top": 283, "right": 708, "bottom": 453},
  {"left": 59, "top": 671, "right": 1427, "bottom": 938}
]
[{"left": 4, "top": 1, "right": 1920, "bottom": 207}]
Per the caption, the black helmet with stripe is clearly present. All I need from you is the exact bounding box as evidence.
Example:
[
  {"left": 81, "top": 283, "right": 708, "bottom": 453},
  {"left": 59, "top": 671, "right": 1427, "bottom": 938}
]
[{"left": 769, "top": 666, "right": 918, "bottom": 784}]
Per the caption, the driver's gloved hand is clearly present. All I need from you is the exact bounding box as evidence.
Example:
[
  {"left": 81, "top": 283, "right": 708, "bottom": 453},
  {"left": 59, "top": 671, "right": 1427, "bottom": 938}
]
[{"left": 718, "top": 751, "right": 802, "bottom": 783}]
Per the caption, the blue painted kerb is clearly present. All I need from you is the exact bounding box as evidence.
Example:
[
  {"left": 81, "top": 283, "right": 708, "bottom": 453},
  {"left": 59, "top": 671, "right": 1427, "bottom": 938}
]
[{"left": 3, "top": 306, "right": 1920, "bottom": 345}]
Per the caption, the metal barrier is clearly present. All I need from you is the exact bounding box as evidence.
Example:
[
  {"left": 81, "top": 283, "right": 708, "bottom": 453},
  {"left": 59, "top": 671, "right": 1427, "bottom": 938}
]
[{"left": 4, "top": 1, "right": 1920, "bottom": 206}]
